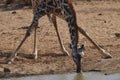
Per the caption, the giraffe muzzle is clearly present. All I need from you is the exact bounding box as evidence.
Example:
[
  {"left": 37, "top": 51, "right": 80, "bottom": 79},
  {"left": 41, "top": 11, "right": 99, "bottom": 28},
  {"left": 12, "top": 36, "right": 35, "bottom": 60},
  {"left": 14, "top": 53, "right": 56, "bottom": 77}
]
[{"left": 72, "top": 54, "right": 81, "bottom": 73}]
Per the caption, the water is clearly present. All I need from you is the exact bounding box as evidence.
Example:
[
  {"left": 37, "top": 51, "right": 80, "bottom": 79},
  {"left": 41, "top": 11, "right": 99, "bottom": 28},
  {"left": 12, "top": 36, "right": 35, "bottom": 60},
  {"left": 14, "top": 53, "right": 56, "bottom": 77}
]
[{"left": 2, "top": 72, "right": 120, "bottom": 80}]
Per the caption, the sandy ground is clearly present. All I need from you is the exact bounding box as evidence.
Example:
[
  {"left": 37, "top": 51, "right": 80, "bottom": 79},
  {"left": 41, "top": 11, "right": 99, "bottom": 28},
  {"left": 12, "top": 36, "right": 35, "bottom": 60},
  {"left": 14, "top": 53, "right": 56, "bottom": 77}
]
[{"left": 0, "top": 1, "right": 120, "bottom": 78}]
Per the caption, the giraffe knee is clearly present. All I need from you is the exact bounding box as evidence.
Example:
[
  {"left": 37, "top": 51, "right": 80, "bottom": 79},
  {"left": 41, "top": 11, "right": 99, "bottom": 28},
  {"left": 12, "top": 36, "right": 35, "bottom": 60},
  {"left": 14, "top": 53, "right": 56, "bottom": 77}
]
[{"left": 26, "top": 30, "right": 31, "bottom": 37}]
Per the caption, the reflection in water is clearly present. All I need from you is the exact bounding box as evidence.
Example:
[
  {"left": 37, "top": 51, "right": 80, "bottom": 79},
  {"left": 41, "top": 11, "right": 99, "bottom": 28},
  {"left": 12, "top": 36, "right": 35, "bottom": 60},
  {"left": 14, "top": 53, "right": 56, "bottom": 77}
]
[
  {"left": 74, "top": 73, "right": 83, "bottom": 80},
  {"left": 2, "top": 72, "right": 120, "bottom": 80}
]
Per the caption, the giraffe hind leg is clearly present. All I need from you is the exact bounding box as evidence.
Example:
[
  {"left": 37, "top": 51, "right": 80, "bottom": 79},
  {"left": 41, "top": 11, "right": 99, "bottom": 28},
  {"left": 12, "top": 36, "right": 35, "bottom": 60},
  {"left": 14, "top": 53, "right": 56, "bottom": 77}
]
[
  {"left": 77, "top": 26, "right": 112, "bottom": 58},
  {"left": 0, "top": 27, "right": 32, "bottom": 64},
  {"left": 5, "top": 29, "right": 32, "bottom": 64},
  {"left": 4, "top": 12, "right": 41, "bottom": 64}
]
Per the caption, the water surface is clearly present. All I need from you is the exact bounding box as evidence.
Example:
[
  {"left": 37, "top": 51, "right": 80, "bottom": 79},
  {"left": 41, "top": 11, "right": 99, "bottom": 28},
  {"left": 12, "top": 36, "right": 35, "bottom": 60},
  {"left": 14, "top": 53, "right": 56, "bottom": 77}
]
[{"left": 2, "top": 72, "right": 120, "bottom": 80}]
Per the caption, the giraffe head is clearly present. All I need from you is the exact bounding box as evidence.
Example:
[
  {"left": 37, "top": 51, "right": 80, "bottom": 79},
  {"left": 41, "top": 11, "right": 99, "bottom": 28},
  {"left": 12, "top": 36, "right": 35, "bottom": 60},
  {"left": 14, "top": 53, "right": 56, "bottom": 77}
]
[
  {"left": 68, "top": 42, "right": 85, "bottom": 57},
  {"left": 68, "top": 42, "right": 85, "bottom": 72}
]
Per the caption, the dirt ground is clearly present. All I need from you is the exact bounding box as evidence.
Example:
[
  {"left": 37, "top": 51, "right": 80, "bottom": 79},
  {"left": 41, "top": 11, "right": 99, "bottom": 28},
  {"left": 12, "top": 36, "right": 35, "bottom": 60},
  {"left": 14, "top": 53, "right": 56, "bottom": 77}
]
[{"left": 0, "top": 1, "right": 120, "bottom": 78}]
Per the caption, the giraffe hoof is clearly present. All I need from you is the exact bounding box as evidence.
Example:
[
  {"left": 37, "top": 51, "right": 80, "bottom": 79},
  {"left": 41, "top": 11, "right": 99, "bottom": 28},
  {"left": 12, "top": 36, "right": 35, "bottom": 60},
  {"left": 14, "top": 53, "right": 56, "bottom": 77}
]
[
  {"left": 103, "top": 55, "right": 112, "bottom": 59},
  {"left": 28, "top": 54, "right": 37, "bottom": 59},
  {"left": 0, "top": 60, "right": 12, "bottom": 64},
  {"left": 5, "top": 59, "right": 12, "bottom": 64},
  {"left": 0, "top": 56, "right": 14, "bottom": 64},
  {"left": 3, "top": 57, "right": 15, "bottom": 64},
  {"left": 63, "top": 52, "right": 70, "bottom": 56},
  {"left": 7, "top": 61, "right": 12, "bottom": 64},
  {"left": 63, "top": 53, "right": 68, "bottom": 56},
  {"left": 103, "top": 53, "right": 112, "bottom": 59}
]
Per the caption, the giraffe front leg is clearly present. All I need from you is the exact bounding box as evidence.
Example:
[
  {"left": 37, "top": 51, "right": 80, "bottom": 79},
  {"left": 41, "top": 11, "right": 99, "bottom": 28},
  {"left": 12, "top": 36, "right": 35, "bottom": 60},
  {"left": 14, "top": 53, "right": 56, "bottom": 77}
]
[
  {"left": 50, "top": 15, "right": 69, "bottom": 56},
  {"left": 29, "top": 27, "right": 38, "bottom": 59}
]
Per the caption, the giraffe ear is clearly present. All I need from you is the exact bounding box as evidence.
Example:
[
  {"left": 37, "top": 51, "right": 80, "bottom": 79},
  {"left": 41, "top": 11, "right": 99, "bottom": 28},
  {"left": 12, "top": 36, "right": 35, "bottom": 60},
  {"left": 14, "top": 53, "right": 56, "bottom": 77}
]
[
  {"left": 77, "top": 42, "right": 86, "bottom": 57},
  {"left": 78, "top": 42, "right": 86, "bottom": 51},
  {"left": 68, "top": 43, "right": 72, "bottom": 49}
]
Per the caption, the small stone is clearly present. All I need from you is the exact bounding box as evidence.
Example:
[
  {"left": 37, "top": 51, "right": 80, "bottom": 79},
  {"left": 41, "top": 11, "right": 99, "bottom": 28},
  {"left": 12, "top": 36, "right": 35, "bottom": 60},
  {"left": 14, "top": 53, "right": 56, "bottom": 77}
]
[
  {"left": 12, "top": 11, "right": 16, "bottom": 14},
  {"left": 0, "top": 66, "right": 10, "bottom": 73},
  {"left": 98, "top": 13, "right": 102, "bottom": 16},
  {"left": 115, "top": 33, "right": 120, "bottom": 38},
  {"left": 0, "top": 67, "right": 4, "bottom": 72}
]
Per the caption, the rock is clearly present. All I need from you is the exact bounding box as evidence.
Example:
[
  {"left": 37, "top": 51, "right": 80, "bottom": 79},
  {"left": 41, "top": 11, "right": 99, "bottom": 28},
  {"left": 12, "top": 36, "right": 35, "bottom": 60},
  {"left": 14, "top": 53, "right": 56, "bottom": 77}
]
[
  {"left": 115, "top": 33, "right": 120, "bottom": 38},
  {"left": 0, "top": 66, "right": 4, "bottom": 73},
  {"left": 0, "top": 66, "right": 10, "bottom": 73}
]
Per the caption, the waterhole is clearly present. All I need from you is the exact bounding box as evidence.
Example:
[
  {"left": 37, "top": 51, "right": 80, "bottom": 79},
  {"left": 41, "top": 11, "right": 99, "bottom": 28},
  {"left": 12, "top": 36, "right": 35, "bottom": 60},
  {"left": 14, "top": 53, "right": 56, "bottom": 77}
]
[{"left": 2, "top": 72, "right": 120, "bottom": 80}]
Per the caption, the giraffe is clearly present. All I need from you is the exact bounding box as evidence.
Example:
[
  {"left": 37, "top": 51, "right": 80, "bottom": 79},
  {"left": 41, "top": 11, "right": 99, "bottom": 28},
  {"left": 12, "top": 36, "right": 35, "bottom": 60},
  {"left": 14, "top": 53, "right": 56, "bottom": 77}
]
[{"left": 0, "top": 0, "right": 112, "bottom": 72}]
